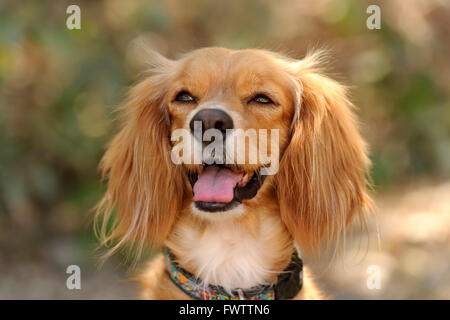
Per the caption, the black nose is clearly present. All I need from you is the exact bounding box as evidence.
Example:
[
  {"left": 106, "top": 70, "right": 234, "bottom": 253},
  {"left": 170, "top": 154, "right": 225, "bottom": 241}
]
[{"left": 189, "top": 108, "right": 234, "bottom": 136}]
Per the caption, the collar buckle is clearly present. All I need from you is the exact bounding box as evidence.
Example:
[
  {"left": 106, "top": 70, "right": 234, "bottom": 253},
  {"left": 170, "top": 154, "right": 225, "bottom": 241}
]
[{"left": 236, "top": 288, "right": 245, "bottom": 300}]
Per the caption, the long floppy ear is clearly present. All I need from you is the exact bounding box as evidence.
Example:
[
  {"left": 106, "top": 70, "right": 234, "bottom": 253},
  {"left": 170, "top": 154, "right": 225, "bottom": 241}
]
[
  {"left": 276, "top": 53, "right": 372, "bottom": 254},
  {"left": 95, "top": 53, "right": 184, "bottom": 260}
]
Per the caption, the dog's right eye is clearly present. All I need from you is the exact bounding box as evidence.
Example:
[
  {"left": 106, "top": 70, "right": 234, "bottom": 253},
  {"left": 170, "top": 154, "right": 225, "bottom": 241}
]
[{"left": 174, "top": 91, "right": 196, "bottom": 103}]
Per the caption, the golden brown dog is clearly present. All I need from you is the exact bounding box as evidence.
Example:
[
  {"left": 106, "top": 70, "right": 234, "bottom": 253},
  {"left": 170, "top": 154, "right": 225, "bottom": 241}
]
[{"left": 96, "top": 47, "right": 372, "bottom": 300}]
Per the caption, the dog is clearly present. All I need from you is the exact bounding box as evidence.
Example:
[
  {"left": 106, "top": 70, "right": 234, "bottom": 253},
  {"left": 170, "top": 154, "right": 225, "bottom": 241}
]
[{"left": 95, "top": 47, "right": 372, "bottom": 300}]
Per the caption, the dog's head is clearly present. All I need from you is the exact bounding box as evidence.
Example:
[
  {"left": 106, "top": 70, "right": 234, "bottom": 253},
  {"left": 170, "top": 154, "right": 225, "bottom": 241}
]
[{"left": 96, "top": 47, "right": 371, "bottom": 257}]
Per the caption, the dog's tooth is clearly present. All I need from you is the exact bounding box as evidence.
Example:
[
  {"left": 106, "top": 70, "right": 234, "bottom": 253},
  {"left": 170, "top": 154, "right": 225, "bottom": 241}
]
[{"left": 239, "top": 172, "right": 251, "bottom": 187}]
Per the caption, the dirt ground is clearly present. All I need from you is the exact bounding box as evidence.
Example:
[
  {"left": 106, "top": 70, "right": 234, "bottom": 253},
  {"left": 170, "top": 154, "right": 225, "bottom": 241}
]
[
  {"left": 320, "top": 181, "right": 450, "bottom": 299},
  {"left": 0, "top": 181, "right": 448, "bottom": 299}
]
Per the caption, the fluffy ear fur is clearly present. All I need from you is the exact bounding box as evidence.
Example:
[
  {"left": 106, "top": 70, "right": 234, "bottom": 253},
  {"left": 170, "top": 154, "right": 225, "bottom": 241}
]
[
  {"left": 276, "top": 53, "right": 372, "bottom": 254},
  {"left": 95, "top": 53, "right": 184, "bottom": 260}
]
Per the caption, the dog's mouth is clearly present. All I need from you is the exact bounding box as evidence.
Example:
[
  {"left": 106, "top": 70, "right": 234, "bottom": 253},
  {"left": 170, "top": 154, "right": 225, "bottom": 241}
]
[{"left": 188, "top": 164, "right": 266, "bottom": 212}]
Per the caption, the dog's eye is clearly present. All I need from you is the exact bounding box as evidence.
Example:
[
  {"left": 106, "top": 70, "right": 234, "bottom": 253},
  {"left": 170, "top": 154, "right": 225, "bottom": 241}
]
[
  {"left": 175, "top": 91, "right": 196, "bottom": 103},
  {"left": 250, "top": 94, "right": 273, "bottom": 105}
]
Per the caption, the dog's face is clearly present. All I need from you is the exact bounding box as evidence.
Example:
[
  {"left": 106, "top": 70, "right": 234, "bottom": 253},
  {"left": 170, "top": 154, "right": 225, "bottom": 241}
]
[
  {"left": 166, "top": 49, "right": 296, "bottom": 218},
  {"left": 97, "top": 47, "right": 371, "bottom": 255}
]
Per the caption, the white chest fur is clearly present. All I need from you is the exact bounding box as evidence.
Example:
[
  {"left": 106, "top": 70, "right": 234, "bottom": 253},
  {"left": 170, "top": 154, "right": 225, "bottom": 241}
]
[{"left": 168, "top": 213, "right": 291, "bottom": 293}]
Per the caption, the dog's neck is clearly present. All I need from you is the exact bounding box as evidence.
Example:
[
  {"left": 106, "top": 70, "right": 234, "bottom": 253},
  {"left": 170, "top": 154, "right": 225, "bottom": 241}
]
[{"left": 165, "top": 203, "right": 294, "bottom": 293}]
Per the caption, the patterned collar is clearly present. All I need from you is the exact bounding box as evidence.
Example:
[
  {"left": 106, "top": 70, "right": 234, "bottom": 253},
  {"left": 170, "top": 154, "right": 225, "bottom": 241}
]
[{"left": 164, "top": 249, "right": 303, "bottom": 300}]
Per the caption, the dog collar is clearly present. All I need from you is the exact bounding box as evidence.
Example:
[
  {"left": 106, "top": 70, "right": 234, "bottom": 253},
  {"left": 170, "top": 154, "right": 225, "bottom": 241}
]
[{"left": 164, "top": 249, "right": 303, "bottom": 300}]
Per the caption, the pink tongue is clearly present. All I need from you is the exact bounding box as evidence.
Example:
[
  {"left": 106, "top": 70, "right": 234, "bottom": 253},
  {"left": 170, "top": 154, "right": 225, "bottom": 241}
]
[{"left": 193, "top": 166, "right": 243, "bottom": 203}]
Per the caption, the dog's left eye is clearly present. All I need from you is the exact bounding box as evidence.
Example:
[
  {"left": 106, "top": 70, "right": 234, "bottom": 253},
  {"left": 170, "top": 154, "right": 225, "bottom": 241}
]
[
  {"left": 175, "top": 91, "right": 196, "bottom": 103},
  {"left": 250, "top": 94, "right": 274, "bottom": 105}
]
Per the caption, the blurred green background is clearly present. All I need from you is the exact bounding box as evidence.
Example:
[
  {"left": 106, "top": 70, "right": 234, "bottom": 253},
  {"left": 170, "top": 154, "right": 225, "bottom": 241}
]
[{"left": 0, "top": 0, "right": 449, "bottom": 299}]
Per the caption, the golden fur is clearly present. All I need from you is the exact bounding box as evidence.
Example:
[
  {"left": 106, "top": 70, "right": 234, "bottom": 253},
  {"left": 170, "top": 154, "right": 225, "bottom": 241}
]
[{"left": 95, "top": 47, "right": 372, "bottom": 299}]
